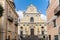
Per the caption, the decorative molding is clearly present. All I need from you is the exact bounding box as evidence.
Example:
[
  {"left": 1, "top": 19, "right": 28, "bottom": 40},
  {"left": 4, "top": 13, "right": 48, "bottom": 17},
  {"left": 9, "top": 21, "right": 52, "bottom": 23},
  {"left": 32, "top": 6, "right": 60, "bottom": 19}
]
[{"left": 20, "top": 22, "right": 46, "bottom": 24}]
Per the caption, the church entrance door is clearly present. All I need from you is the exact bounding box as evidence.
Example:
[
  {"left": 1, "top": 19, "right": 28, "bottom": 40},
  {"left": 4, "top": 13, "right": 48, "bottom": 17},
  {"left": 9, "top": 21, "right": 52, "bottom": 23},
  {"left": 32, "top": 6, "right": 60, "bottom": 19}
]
[{"left": 30, "top": 29, "right": 34, "bottom": 35}]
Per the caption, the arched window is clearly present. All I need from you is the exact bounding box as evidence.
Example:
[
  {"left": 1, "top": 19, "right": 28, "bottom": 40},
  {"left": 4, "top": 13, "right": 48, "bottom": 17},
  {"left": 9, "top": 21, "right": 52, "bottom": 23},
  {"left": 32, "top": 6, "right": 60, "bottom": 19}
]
[
  {"left": 30, "top": 17, "right": 34, "bottom": 22},
  {"left": 20, "top": 27, "right": 23, "bottom": 37},
  {"left": 20, "top": 26, "right": 23, "bottom": 29},
  {"left": 41, "top": 26, "right": 44, "bottom": 29},
  {"left": 8, "top": 35, "right": 10, "bottom": 40}
]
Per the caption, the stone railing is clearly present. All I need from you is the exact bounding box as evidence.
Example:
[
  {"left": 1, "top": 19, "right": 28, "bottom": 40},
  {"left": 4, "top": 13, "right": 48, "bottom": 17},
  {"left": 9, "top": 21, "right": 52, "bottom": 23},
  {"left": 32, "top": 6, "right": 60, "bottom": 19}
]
[
  {"left": 14, "top": 19, "right": 18, "bottom": 26},
  {"left": 54, "top": 6, "right": 60, "bottom": 14},
  {"left": 7, "top": 15, "right": 13, "bottom": 22},
  {"left": 9, "top": 0, "right": 15, "bottom": 8}
]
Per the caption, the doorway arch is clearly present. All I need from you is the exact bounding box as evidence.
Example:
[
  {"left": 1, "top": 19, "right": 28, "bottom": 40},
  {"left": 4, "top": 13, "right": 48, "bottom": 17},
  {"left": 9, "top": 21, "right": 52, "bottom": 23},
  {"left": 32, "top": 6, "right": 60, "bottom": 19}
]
[{"left": 30, "top": 26, "right": 35, "bottom": 35}]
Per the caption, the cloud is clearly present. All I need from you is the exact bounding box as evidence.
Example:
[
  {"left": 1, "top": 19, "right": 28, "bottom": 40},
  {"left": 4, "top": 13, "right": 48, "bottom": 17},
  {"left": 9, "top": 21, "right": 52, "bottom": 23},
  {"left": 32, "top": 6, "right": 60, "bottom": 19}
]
[
  {"left": 40, "top": 14, "right": 47, "bottom": 21},
  {"left": 16, "top": 10, "right": 23, "bottom": 19}
]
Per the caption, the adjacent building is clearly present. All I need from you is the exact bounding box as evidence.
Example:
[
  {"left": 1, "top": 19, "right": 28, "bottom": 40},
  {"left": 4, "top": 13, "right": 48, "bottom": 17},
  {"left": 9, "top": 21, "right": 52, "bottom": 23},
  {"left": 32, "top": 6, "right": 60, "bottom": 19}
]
[
  {"left": 18, "top": 4, "right": 47, "bottom": 40},
  {"left": 47, "top": 0, "right": 60, "bottom": 40},
  {"left": 0, "top": 0, "right": 18, "bottom": 40}
]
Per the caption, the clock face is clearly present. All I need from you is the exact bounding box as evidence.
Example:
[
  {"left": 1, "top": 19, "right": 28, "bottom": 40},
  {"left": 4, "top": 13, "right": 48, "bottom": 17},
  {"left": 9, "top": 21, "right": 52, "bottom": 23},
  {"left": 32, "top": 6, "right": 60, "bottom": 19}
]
[{"left": 30, "top": 7, "right": 34, "bottom": 11}]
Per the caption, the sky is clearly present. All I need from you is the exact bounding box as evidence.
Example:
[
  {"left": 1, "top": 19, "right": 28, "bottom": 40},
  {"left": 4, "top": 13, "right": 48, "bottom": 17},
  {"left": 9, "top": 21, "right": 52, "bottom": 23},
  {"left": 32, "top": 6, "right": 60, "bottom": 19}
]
[
  {"left": 14, "top": 0, "right": 49, "bottom": 15},
  {"left": 15, "top": 0, "right": 49, "bottom": 34},
  {"left": 14, "top": 0, "right": 49, "bottom": 21}
]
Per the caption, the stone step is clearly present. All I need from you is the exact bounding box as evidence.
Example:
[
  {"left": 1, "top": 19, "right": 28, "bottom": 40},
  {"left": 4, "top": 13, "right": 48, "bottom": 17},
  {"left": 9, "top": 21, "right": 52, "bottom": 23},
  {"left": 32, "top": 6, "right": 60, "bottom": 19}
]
[{"left": 27, "top": 35, "right": 39, "bottom": 40}]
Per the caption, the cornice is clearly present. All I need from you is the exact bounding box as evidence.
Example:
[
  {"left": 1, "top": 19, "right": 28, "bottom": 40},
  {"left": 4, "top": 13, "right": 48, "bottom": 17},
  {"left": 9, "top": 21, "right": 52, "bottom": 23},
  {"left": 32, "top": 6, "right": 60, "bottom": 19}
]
[
  {"left": 23, "top": 11, "right": 42, "bottom": 14},
  {"left": 6, "top": 0, "right": 18, "bottom": 17},
  {"left": 20, "top": 22, "right": 46, "bottom": 24}
]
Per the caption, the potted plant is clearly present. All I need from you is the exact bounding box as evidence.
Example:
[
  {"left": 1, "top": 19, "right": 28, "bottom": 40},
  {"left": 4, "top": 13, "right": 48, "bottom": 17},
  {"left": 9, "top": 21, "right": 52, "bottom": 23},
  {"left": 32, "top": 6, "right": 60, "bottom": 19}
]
[{"left": 0, "top": 5, "right": 4, "bottom": 17}]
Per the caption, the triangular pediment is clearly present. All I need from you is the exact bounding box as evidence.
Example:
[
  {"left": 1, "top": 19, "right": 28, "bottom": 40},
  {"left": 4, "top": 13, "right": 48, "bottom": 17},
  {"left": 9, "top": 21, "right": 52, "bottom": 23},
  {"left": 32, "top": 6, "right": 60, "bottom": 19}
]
[{"left": 25, "top": 4, "right": 38, "bottom": 13}]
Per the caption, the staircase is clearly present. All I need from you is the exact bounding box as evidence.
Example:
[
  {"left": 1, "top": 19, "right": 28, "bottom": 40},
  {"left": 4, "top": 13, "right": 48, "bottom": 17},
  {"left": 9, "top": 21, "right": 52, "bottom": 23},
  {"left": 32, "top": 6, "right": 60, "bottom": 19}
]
[{"left": 27, "top": 35, "right": 39, "bottom": 40}]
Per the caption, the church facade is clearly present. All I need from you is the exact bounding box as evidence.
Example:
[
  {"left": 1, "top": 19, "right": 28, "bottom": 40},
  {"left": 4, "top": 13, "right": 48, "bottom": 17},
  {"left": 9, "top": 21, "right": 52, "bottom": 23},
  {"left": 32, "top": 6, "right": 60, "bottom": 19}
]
[{"left": 18, "top": 4, "right": 47, "bottom": 40}]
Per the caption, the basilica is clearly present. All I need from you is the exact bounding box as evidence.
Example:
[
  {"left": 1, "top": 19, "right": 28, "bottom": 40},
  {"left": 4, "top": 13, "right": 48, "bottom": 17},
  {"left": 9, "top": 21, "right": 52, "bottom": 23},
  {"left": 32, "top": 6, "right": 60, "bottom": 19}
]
[{"left": 18, "top": 4, "right": 47, "bottom": 40}]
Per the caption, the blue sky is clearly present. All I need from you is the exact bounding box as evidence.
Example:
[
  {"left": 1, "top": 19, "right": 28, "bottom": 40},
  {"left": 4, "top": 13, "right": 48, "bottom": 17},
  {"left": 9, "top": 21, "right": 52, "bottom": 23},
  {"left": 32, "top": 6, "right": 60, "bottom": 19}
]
[{"left": 14, "top": 0, "right": 49, "bottom": 15}]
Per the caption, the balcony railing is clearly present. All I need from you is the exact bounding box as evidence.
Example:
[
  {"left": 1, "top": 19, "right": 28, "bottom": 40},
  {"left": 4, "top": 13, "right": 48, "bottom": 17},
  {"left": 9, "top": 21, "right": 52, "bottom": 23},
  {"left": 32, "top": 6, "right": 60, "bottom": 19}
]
[
  {"left": 54, "top": 0, "right": 60, "bottom": 16},
  {"left": 54, "top": 6, "right": 60, "bottom": 13},
  {"left": 7, "top": 15, "right": 13, "bottom": 22},
  {"left": 15, "top": 19, "right": 18, "bottom": 26},
  {"left": 9, "top": 1, "right": 15, "bottom": 8},
  {"left": 8, "top": 30, "right": 11, "bottom": 32},
  {"left": 54, "top": 5, "right": 60, "bottom": 17}
]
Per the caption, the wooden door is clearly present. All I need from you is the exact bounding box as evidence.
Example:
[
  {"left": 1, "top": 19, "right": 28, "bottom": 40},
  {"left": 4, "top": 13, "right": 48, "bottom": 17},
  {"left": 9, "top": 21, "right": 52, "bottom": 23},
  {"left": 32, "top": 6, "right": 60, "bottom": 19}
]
[{"left": 31, "top": 29, "right": 34, "bottom": 35}]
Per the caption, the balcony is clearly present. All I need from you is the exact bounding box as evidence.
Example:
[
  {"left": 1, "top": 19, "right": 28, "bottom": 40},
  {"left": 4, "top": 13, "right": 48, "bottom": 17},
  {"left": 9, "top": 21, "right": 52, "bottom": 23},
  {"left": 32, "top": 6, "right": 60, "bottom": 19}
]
[
  {"left": 54, "top": 5, "right": 60, "bottom": 17},
  {"left": 9, "top": 1, "right": 15, "bottom": 8},
  {"left": 7, "top": 15, "right": 13, "bottom": 22},
  {"left": 15, "top": 19, "right": 18, "bottom": 26},
  {"left": 8, "top": 30, "right": 11, "bottom": 32}
]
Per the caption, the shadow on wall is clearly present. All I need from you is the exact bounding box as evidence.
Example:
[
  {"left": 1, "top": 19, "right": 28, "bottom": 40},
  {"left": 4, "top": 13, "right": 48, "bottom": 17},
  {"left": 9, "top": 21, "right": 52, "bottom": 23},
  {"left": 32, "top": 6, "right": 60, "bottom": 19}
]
[
  {"left": 0, "top": 4, "right": 4, "bottom": 17},
  {"left": 0, "top": 24, "right": 3, "bottom": 40}
]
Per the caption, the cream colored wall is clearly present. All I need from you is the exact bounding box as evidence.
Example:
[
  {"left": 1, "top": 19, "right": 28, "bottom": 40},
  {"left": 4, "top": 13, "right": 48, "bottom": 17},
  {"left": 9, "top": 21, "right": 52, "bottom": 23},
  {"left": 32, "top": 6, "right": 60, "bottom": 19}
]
[
  {"left": 19, "top": 4, "right": 47, "bottom": 36},
  {"left": 19, "top": 13, "right": 47, "bottom": 36},
  {"left": 20, "top": 14, "right": 44, "bottom": 23},
  {"left": 0, "top": 0, "right": 5, "bottom": 6},
  {"left": 19, "top": 23, "right": 47, "bottom": 35},
  {"left": 10, "top": 0, "right": 13, "bottom": 1},
  {"left": 25, "top": 4, "right": 38, "bottom": 13}
]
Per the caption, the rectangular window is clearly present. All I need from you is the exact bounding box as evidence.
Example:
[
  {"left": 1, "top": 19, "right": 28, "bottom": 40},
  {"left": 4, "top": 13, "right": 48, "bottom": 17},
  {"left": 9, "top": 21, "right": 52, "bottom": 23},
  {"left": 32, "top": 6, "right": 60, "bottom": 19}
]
[
  {"left": 53, "top": 19, "right": 56, "bottom": 27},
  {"left": 42, "top": 31, "right": 44, "bottom": 35},
  {"left": 49, "top": 35, "right": 51, "bottom": 40},
  {"left": 54, "top": 6, "right": 60, "bottom": 17},
  {"left": 20, "top": 31, "right": 23, "bottom": 35},
  {"left": 20, "top": 31, "right": 23, "bottom": 38},
  {"left": 55, "top": 10, "right": 60, "bottom": 17},
  {"left": 54, "top": 35, "right": 58, "bottom": 40}
]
